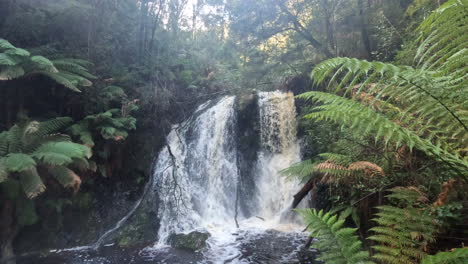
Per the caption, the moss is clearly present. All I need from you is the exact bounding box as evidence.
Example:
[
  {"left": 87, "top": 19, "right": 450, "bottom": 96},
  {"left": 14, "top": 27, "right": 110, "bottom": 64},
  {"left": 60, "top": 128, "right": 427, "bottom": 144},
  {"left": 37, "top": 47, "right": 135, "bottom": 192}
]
[
  {"left": 115, "top": 207, "right": 156, "bottom": 247},
  {"left": 168, "top": 231, "right": 210, "bottom": 251}
]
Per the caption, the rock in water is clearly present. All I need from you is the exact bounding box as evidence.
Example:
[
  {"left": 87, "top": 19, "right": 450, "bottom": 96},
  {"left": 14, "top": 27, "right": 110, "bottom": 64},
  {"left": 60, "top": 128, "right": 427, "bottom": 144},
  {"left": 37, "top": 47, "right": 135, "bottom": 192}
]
[{"left": 168, "top": 231, "right": 210, "bottom": 251}]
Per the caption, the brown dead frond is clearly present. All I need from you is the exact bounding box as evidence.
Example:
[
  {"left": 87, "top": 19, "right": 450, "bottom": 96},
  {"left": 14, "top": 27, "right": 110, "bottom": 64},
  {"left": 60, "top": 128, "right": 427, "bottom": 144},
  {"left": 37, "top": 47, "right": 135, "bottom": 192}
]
[
  {"left": 433, "top": 178, "right": 457, "bottom": 207},
  {"left": 316, "top": 160, "right": 384, "bottom": 184},
  {"left": 348, "top": 161, "right": 384, "bottom": 176}
]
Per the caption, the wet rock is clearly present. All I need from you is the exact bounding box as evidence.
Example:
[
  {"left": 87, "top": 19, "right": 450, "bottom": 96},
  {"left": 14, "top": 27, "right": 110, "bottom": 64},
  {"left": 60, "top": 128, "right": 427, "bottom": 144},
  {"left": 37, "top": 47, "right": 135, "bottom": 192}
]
[{"left": 168, "top": 231, "right": 210, "bottom": 251}]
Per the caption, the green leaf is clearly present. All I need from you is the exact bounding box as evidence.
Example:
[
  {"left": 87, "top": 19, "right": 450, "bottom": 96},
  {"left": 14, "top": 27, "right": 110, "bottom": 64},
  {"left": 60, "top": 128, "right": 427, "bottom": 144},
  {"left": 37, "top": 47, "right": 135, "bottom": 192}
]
[
  {"left": 422, "top": 247, "right": 468, "bottom": 264},
  {"left": 0, "top": 53, "right": 17, "bottom": 66},
  {"left": 31, "top": 55, "right": 58, "bottom": 72},
  {"left": 18, "top": 167, "right": 46, "bottom": 199},
  {"left": 3, "top": 153, "right": 36, "bottom": 172},
  {"left": 0, "top": 158, "right": 8, "bottom": 183},
  {"left": 48, "top": 166, "right": 81, "bottom": 192}
]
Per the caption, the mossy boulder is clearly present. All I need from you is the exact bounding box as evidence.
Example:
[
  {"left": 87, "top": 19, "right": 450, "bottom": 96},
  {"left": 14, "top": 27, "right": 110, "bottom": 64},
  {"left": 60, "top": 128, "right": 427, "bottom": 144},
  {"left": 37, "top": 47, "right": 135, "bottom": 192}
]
[{"left": 168, "top": 231, "right": 210, "bottom": 251}]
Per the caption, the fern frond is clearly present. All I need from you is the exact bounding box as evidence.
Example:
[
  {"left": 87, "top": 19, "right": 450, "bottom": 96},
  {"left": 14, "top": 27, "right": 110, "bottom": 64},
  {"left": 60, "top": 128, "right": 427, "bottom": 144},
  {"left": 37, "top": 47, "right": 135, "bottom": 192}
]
[
  {"left": 416, "top": 0, "right": 468, "bottom": 71},
  {"left": 369, "top": 187, "right": 438, "bottom": 264},
  {"left": 51, "top": 59, "right": 96, "bottom": 80},
  {"left": 47, "top": 166, "right": 81, "bottom": 193},
  {"left": 33, "top": 142, "right": 91, "bottom": 164},
  {"left": 0, "top": 159, "right": 7, "bottom": 183},
  {"left": 30, "top": 117, "right": 74, "bottom": 138},
  {"left": 0, "top": 39, "right": 15, "bottom": 50},
  {"left": 0, "top": 132, "right": 8, "bottom": 156},
  {"left": 3, "top": 153, "right": 36, "bottom": 172},
  {"left": 0, "top": 65, "right": 25, "bottom": 80},
  {"left": 298, "top": 209, "right": 374, "bottom": 264},
  {"left": 34, "top": 71, "right": 82, "bottom": 92},
  {"left": 30, "top": 56, "right": 58, "bottom": 72},
  {"left": 422, "top": 247, "right": 468, "bottom": 264},
  {"left": 280, "top": 159, "right": 318, "bottom": 181},
  {"left": 0, "top": 53, "right": 17, "bottom": 66},
  {"left": 5, "top": 47, "right": 30, "bottom": 57},
  {"left": 18, "top": 167, "right": 46, "bottom": 199},
  {"left": 298, "top": 92, "right": 468, "bottom": 176}
]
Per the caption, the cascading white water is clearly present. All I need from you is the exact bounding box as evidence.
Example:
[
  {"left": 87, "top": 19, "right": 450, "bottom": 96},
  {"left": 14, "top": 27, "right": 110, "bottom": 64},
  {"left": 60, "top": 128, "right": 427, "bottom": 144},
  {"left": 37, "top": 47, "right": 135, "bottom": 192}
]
[
  {"left": 151, "top": 91, "right": 307, "bottom": 263},
  {"left": 255, "top": 91, "right": 303, "bottom": 224},
  {"left": 154, "top": 96, "right": 239, "bottom": 244}
]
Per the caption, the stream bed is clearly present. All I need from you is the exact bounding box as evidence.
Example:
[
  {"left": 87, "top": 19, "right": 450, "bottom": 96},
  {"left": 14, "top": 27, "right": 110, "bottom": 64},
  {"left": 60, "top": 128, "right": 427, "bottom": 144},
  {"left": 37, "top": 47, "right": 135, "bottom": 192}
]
[{"left": 20, "top": 228, "right": 319, "bottom": 264}]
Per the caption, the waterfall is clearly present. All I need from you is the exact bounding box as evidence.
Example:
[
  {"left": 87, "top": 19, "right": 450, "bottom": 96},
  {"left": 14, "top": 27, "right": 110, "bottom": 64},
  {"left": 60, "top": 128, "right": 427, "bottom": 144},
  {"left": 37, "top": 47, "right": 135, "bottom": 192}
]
[
  {"left": 151, "top": 91, "right": 306, "bottom": 262},
  {"left": 39, "top": 91, "right": 310, "bottom": 263},
  {"left": 154, "top": 96, "right": 239, "bottom": 244},
  {"left": 255, "top": 91, "right": 302, "bottom": 223}
]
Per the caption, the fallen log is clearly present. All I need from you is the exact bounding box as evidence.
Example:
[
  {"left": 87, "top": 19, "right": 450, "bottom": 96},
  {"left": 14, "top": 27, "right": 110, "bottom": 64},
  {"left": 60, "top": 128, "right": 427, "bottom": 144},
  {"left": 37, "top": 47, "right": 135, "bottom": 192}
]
[{"left": 292, "top": 175, "right": 318, "bottom": 208}]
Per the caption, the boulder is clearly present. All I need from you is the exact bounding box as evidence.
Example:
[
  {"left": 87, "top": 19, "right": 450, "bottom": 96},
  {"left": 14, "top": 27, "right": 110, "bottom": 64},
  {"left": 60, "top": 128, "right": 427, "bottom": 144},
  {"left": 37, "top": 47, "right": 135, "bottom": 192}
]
[{"left": 168, "top": 231, "right": 210, "bottom": 251}]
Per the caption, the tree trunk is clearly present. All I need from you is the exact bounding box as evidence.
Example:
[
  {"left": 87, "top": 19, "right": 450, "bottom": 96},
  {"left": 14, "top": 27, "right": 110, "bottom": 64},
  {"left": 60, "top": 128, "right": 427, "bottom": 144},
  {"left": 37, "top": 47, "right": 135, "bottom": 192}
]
[
  {"left": 321, "top": 0, "right": 336, "bottom": 56},
  {"left": 292, "top": 175, "right": 319, "bottom": 208},
  {"left": 277, "top": 2, "right": 333, "bottom": 58},
  {"left": 358, "top": 0, "right": 372, "bottom": 59}
]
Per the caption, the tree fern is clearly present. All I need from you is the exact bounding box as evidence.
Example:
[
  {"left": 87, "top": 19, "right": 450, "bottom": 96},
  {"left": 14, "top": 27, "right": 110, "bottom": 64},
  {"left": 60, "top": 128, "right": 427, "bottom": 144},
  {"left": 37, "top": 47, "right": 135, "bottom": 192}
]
[
  {"left": 0, "top": 118, "right": 91, "bottom": 198},
  {"left": 0, "top": 38, "right": 95, "bottom": 91},
  {"left": 70, "top": 108, "right": 138, "bottom": 146},
  {"left": 18, "top": 168, "right": 46, "bottom": 199},
  {"left": 369, "top": 187, "right": 438, "bottom": 264},
  {"left": 298, "top": 92, "right": 468, "bottom": 178},
  {"left": 298, "top": 208, "right": 374, "bottom": 264},
  {"left": 47, "top": 166, "right": 82, "bottom": 193},
  {"left": 300, "top": 0, "right": 467, "bottom": 179},
  {"left": 3, "top": 153, "right": 36, "bottom": 173}
]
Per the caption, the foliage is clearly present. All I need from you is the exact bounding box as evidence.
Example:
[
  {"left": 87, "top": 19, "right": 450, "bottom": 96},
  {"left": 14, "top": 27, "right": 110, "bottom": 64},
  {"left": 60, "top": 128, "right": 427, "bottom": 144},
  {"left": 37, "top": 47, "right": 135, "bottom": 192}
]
[
  {"left": 0, "top": 117, "right": 90, "bottom": 198},
  {"left": 293, "top": 3, "right": 467, "bottom": 263},
  {"left": 0, "top": 39, "right": 96, "bottom": 92},
  {"left": 298, "top": 208, "right": 374, "bottom": 264},
  {"left": 299, "top": 0, "right": 468, "bottom": 179},
  {"left": 421, "top": 247, "right": 468, "bottom": 264},
  {"left": 70, "top": 106, "right": 138, "bottom": 147},
  {"left": 369, "top": 187, "right": 438, "bottom": 263},
  {"left": 282, "top": 152, "right": 383, "bottom": 185},
  {"left": 300, "top": 196, "right": 467, "bottom": 264}
]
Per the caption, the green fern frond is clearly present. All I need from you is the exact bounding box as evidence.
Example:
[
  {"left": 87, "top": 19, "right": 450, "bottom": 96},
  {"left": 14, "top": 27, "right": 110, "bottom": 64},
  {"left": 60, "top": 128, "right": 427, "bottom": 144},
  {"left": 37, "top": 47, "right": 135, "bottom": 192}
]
[
  {"left": 69, "top": 123, "right": 95, "bottom": 147},
  {"left": 280, "top": 159, "right": 318, "bottom": 181},
  {"left": 298, "top": 92, "right": 468, "bottom": 176},
  {"left": 298, "top": 209, "right": 374, "bottom": 264},
  {"left": 386, "top": 186, "right": 428, "bottom": 205},
  {"left": 5, "top": 47, "right": 30, "bottom": 57},
  {"left": 0, "top": 53, "right": 17, "bottom": 66},
  {"left": 0, "top": 39, "right": 15, "bottom": 50},
  {"left": 33, "top": 142, "right": 91, "bottom": 162},
  {"left": 35, "top": 71, "right": 82, "bottom": 92},
  {"left": 304, "top": 1, "right": 467, "bottom": 172},
  {"left": 0, "top": 39, "right": 94, "bottom": 91},
  {"left": 52, "top": 59, "right": 97, "bottom": 80},
  {"left": 369, "top": 187, "right": 438, "bottom": 264},
  {"left": 3, "top": 153, "right": 36, "bottom": 172},
  {"left": 29, "top": 117, "right": 74, "bottom": 138},
  {"left": 0, "top": 159, "right": 7, "bottom": 183},
  {"left": 0, "top": 65, "right": 25, "bottom": 80},
  {"left": 416, "top": 0, "right": 467, "bottom": 71},
  {"left": 47, "top": 166, "right": 81, "bottom": 193},
  {"left": 422, "top": 247, "right": 468, "bottom": 264},
  {"left": 0, "top": 132, "right": 9, "bottom": 156},
  {"left": 30, "top": 56, "right": 58, "bottom": 72},
  {"left": 18, "top": 167, "right": 46, "bottom": 199}
]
